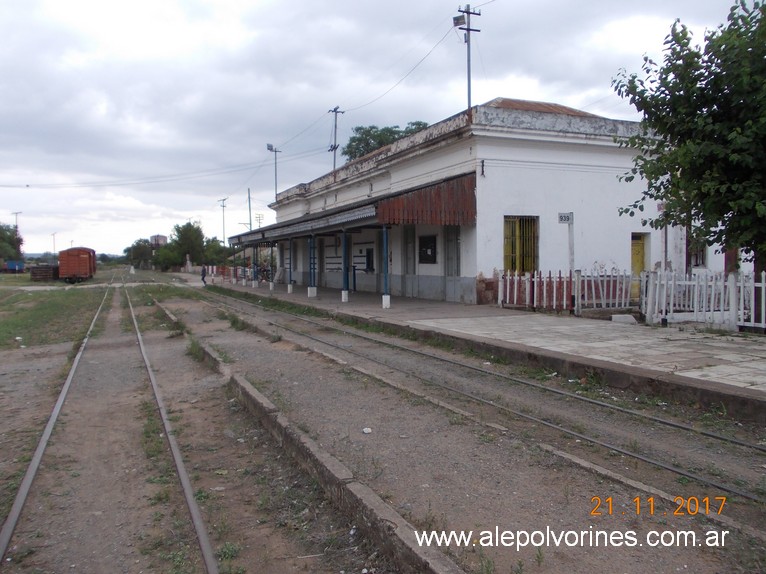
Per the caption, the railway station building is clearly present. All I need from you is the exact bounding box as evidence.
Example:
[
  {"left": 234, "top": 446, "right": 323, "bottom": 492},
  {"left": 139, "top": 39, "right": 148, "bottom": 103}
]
[{"left": 228, "top": 98, "right": 731, "bottom": 305}]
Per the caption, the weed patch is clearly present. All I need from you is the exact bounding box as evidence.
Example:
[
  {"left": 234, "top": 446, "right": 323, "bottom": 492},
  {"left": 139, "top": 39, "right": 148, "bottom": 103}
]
[{"left": 0, "top": 288, "right": 108, "bottom": 349}]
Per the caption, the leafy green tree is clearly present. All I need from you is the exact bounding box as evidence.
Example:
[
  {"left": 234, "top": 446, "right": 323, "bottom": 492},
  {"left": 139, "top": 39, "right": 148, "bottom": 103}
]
[
  {"left": 401, "top": 121, "right": 429, "bottom": 136},
  {"left": 341, "top": 121, "right": 429, "bottom": 161},
  {"left": 203, "top": 237, "right": 230, "bottom": 265},
  {"left": 153, "top": 243, "right": 182, "bottom": 271},
  {"left": 612, "top": 1, "right": 766, "bottom": 268},
  {"left": 0, "top": 223, "right": 23, "bottom": 260},
  {"left": 124, "top": 239, "right": 153, "bottom": 268},
  {"left": 170, "top": 222, "right": 205, "bottom": 265}
]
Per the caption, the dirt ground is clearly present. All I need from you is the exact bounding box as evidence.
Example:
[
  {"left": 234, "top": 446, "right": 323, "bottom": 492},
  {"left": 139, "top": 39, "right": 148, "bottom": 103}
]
[
  {"left": 156, "top": 292, "right": 764, "bottom": 574},
  {"left": 0, "top": 287, "right": 392, "bottom": 574},
  {"left": 1, "top": 283, "right": 763, "bottom": 573}
]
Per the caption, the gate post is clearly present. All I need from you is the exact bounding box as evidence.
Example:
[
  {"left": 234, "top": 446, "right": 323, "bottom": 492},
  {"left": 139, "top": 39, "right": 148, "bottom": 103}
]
[
  {"left": 727, "top": 272, "right": 738, "bottom": 329},
  {"left": 645, "top": 272, "right": 657, "bottom": 325},
  {"left": 574, "top": 269, "right": 582, "bottom": 316}
]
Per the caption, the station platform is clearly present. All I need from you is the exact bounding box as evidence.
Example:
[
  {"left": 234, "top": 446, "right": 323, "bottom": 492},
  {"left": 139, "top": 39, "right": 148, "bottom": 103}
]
[{"left": 195, "top": 276, "right": 766, "bottom": 423}]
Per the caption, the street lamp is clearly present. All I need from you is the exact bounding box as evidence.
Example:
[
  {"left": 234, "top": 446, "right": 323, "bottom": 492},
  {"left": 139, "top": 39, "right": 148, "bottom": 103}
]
[{"left": 267, "top": 143, "right": 281, "bottom": 202}]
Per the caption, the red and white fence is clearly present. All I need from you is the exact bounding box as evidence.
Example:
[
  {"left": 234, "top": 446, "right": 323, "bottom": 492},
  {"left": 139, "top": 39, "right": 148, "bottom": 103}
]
[
  {"left": 499, "top": 270, "right": 633, "bottom": 315},
  {"left": 499, "top": 269, "right": 766, "bottom": 329},
  {"left": 641, "top": 271, "right": 766, "bottom": 329}
]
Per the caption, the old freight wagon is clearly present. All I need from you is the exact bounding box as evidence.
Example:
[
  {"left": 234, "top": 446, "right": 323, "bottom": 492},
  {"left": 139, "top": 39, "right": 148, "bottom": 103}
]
[{"left": 58, "top": 247, "right": 96, "bottom": 283}]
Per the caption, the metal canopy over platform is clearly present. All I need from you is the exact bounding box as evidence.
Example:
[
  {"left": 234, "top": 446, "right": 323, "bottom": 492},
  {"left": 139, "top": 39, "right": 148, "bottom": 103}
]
[{"left": 230, "top": 172, "right": 476, "bottom": 247}]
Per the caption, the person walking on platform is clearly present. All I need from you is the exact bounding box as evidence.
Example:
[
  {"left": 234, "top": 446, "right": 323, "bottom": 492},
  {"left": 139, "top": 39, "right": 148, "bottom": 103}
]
[{"left": 201, "top": 266, "right": 207, "bottom": 286}]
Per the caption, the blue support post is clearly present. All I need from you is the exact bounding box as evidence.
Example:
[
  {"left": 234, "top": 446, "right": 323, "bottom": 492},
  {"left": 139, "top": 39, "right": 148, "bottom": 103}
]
[
  {"left": 288, "top": 238, "right": 293, "bottom": 292},
  {"left": 341, "top": 232, "right": 349, "bottom": 302},
  {"left": 308, "top": 236, "right": 317, "bottom": 297},
  {"left": 382, "top": 226, "right": 390, "bottom": 308},
  {"left": 269, "top": 242, "right": 275, "bottom": 291},
  {"left": 251, "top": 245, "right": 256, "bottom": 285}
]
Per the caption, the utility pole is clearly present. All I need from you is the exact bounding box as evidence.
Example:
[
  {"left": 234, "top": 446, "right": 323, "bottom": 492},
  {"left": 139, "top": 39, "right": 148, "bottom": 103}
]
[
  {"left": 11, "top": 211, "right": 21, "bottom": 230},
  {"left": 328, "top": 106, "right": 345, "bottom": 171},
  {"left": 266, "top": 143, "right": 281, "bottom": 202},
  {"left": 455, "top": 4, "right": 481, "bottom": 111},
  {"left": 254, "top": 214, "right": 264, "bottom": 228},
  {"left": 218, "top": 197, "right": 228, "bottom": 246},
  {"left": 247, "top": 188, "right": 252, "bottom": 231}
]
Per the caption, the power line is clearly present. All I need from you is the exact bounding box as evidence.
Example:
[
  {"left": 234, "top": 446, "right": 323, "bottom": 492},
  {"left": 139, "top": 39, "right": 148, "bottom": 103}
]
[
  {"left": 2, "top": 13, "right": 463, "bottom": 193},
  {"left": 276, "top": 109, "right": 331, "bottom": 150},
  {"left": 0, "top": 160, "right": 273, "bottom": 190},
  {"left": 346, "top": 24, "right": 455, "bottom": 112}
]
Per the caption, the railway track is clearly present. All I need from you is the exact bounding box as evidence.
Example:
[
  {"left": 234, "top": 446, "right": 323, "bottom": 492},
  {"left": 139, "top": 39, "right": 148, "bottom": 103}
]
[
  {"left": 0, "top": 280, "right": 219, "bottom": 571},
  {"left": 9, "top": 275, "right": 759, "bottom": 572},
  {"left": 1, "top": 276, "right": 400, "bottom": 574},
  {"left": 199, "top": 287, "right": 766, "bottom": 541}
]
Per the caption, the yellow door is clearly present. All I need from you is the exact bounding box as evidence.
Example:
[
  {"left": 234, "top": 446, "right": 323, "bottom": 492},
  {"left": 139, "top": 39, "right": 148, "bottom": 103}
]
[{"left": 631, "top": 233, "right": 646, "bottom": 299}]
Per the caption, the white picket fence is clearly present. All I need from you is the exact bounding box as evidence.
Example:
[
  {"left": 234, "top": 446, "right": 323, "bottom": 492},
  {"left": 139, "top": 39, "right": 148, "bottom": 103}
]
[
  {"left": 499, "top": 270, "right": 633, "bottom": 315},
  {"left": 641, "top": 271, "right": 766, "bottom": 329}
]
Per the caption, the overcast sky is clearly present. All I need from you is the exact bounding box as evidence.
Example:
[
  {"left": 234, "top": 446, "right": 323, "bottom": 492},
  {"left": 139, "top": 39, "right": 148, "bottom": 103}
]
[{"left": 1, "top": 0, "right": 733, "bottom": 255}]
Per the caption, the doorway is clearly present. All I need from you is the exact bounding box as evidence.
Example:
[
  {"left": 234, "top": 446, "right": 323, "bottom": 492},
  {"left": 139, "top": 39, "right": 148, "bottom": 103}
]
[{"left": 631, "top": 233, "right": 648, "bottom": 299}]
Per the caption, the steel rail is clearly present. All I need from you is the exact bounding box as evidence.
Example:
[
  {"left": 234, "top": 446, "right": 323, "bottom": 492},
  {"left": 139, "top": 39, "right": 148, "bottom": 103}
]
[
  {"left": 210, "top": 289, "right": 766, "bottom": 454},
  {"left": 125, "top": 288, "right": 219, "bottom": 574},
  {"left": 204, "top": 290, "right": 766, "bottom": 505},
  {"left": 0, "top": 282, "right": 113, "bottom": 560}
]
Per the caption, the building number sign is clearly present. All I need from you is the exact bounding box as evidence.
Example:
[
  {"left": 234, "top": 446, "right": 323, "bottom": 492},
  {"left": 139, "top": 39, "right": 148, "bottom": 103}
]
[{"left": 558, "top": 212, "right": 574, "bottom": 224}]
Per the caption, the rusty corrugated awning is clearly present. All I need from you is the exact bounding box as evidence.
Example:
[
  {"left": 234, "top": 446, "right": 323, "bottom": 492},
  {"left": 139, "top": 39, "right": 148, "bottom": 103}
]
[{"left": 377, "top": 173, "right": 476, "bottom": 225}]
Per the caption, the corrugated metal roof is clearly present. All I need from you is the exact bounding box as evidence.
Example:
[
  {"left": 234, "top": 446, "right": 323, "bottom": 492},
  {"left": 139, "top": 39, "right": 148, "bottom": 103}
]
[
  {"left": 378, "top": 173, "right": 476, "bottom": 226},
  {"left": 231, "top": 173, "right": 476, "bottom": 245},
  {"left": 483, "top": 97, "right": 601, "bottom": 118}
]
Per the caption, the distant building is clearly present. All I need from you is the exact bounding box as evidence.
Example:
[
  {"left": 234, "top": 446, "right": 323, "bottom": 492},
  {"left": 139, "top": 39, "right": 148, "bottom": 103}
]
[
  {"left": 229, "top": 98, "right": 739, "bottom": 305},
  {"left": 150, "top": 235, "right": 168, "bottom": 248}
]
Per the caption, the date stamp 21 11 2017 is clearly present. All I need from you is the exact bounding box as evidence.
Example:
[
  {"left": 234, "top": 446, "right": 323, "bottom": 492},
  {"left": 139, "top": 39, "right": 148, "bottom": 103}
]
[{"left": 590, "top": 495, "right": 727, "bottom": 517}]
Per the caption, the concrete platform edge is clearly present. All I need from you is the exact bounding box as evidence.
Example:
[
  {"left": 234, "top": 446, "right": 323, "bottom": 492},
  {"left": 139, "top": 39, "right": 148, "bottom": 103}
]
[
  {"left": 154, "top": 297, "right": 466, "bottom": 572},
  {"left": 227, "top": 374, "right": 465, "bottom": 574},
  {"left": 332, "top": 311, "right": 766, "bottom": 425}
]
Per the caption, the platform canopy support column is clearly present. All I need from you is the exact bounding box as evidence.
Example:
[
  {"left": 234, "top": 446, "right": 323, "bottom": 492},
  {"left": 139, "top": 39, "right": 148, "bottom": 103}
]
[
  {"left": 269, "top": 242, "right": 275, "bottom": 292},
  {"left": 287, "top": 238, "right": 294, "bottom": 294},
  {"left": 382, "top": 226, "right": 391, "bottom": 309},
  {"left": 341, "top": 231, "right": 349, "bottom": 303},
  {"left": 308, "top": 235, "right": 317, "bottom": 298},
  {"left": 250, "top": 243, "right": 256, "bottom": 287}
]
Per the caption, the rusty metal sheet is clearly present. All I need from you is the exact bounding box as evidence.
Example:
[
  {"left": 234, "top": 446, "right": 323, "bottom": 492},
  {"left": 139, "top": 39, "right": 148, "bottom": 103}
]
[{"left": 377, "top": 173, "right": 476, "bottom": 225}]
